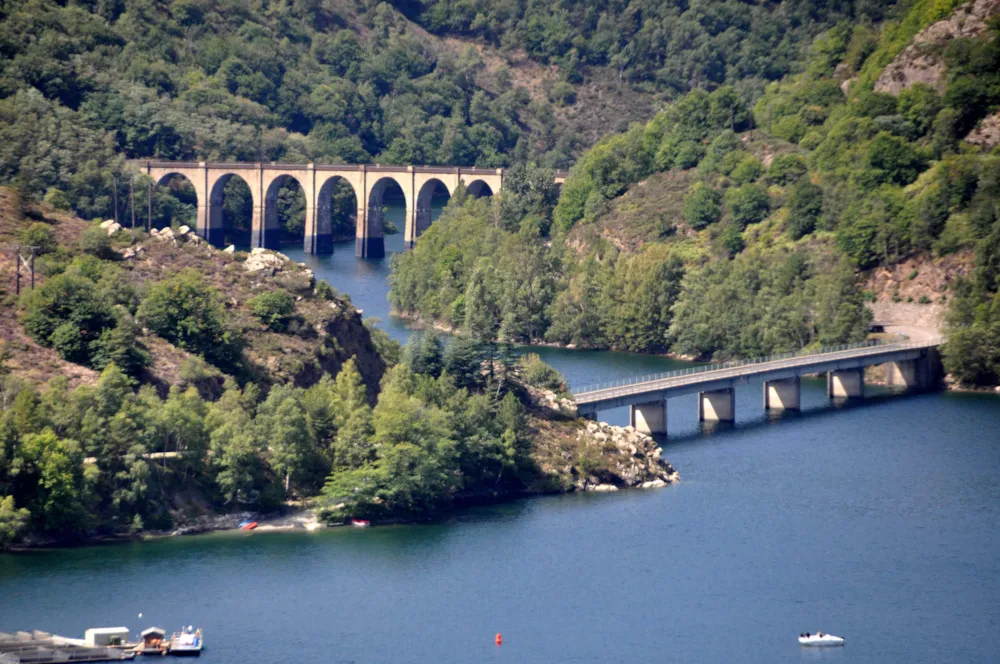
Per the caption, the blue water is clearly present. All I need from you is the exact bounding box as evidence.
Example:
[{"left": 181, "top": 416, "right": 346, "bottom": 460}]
[{"left": 3, "top": 206, "right": 1000, "bottom": 663}]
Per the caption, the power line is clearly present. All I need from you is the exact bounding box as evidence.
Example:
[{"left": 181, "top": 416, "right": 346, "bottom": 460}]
[{"left": 10, "top": 245, "right": 38, "bottom": 295}]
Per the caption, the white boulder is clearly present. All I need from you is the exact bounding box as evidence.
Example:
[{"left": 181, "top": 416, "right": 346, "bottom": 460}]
[
  {"left": 104, "top": 222, "right": 122, "bottom": 236},
  {"left": 223, "top": 245, "right": 236, "bottom": 254}
]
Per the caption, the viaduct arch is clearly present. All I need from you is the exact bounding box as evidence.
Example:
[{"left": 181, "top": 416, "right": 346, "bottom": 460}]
[{"left": 137, "top": 161, "right": 568, "bottom": 257}]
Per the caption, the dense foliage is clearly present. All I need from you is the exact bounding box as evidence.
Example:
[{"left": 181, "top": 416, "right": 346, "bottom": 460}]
[
  {"left": 391, "top": 106, "right": 873, "bottom": 358},
  {"left": 394, "top": 2, "right": 1000, "bottom": 381},
  {"left": 0, "top": 0, "right": 903, "bottom": 242},
  {"left": 396, "top": 0, "right": 895, "bottom": 92},
  {"left": 0, "top": 336, "right": 544, "bottom": 544}
]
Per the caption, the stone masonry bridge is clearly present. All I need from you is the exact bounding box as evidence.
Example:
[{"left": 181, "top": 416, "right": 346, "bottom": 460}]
[
  {"left": 573, "top": 338, "right": 944, "bottom": 436},
  {"left": 133, "top": 160, "right": 567, "bottom": 258}
]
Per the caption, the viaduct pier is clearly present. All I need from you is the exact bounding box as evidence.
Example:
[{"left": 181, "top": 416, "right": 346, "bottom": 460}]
[
  {"left": 133, "top": 161, "right": 567, "bottom": 258},
  {"left": 573, "top": 339, "right": 943, "bottom": 435}
]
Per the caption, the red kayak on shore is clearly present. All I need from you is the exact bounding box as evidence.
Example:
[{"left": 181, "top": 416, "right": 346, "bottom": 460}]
[{"left": 240, "top": 521, "right": 258, "bottom": 531}]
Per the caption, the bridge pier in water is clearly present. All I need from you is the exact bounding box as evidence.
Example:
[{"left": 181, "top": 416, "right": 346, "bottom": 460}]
[
  {"left": 827, "top": 369, "right": 864, "bottom": 399},
  {"left": 629, "top": 400, "right": 667, "bottom": 435},
  {"left": 885, "top": 359, "right": 932, "bottom": 389},
  {"left": 698, "top": 388, "right": 735, "bottom": 422},
  {"left": 764, "top": 377, "right": 800, "bottom": 411}
]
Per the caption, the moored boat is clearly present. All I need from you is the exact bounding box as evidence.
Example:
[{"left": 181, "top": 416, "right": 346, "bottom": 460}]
[
  {"left": 351, "top": 519, "right": 370, "bottom": 528},
  {"left": 168, "top": 627, "right": 203, "bottom": 656},
  {"left": 136, "top": 627, "right": 168, "bottom": 656},
  {"left": 798, "top": 632, "right": 844, "bottom": 647}
]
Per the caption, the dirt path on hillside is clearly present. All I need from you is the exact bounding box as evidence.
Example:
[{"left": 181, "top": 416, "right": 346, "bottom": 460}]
[{"left": 884, "top": 324, "right": 942, "bottom": 343}]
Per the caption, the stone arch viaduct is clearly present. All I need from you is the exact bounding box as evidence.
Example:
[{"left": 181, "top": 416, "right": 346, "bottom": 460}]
[{"left": 133, "top": 161, "right": 568, "bottom": 258}]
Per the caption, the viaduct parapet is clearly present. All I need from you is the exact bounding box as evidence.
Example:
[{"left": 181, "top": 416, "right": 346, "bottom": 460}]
[{"left": 132, "top": 161, "right": 568, "bottom": 257}]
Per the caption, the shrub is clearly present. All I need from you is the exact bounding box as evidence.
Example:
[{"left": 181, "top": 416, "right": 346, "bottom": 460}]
[
  {"left": 136, "top": 269, "right": 242, "bottom": 369},
  {"left": 79, "top": 225, "right": 113, "bottom": 259},
  {"left": 683, "top": 183, "right": 723, "bottom": 230},
  {"left": 19, "top": 223, "right": 58, "bottom": 254},
  {"left": 249, "top": 289, "right": 296, "bottom": 332},
  {"left": 43, "top": 188, "right": 72, "bottom": 211},
  {"left": 21, "top": 274, "right": 115, "bottom": 353},
  {"left": 724, "top": 184, "right": 770, "bottom": 228},
  {"left": 549, "top": 81, "right": 576, "bottom": 106},
  {"left": 918, "top": 295, "right": 931, "bottom": 304},
  {"left": 767, "top": 154, "right": 809, "bottom": 185},
  {"left": 314, "top": 280, "right": 336, "bottom": 300},
  {"left": 729, "top": 156, "right": 763, "bottom": 185},
  {"left": 517, "top": 353, "right": 565, "bottom": 391},
  {"left": 718, "top": 220, "right": 745, "bottom": 256},
  {"left": 50, "top": 321, "right": 90, "bottom": 364}
]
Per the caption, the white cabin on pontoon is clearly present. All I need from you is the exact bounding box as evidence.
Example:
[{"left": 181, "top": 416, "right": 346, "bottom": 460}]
[{"left": 84, "top": 627, "right": 130, "bottom": 647}]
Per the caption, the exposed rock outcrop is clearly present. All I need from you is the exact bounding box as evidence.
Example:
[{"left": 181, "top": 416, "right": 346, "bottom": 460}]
[
  {"left": 875, "top": 0, "right": 1000, "bottom": 95},
  {"left": 572, "top": 420, "right": 678, "bottom": 491},
  {"left": 529, "top": 417, "right": 678, "bottom": 494},
  {"left": 966, "top": 111, "right": 1000, "bottom": 147}
]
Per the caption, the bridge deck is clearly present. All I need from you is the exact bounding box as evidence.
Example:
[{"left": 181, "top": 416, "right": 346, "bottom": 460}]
[{"left": 574, "top": 339, "right": 941, "bottom": 411}]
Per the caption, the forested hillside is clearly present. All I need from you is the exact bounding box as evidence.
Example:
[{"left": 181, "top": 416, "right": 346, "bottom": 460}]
[
  {"left": 390, "top": 0, "right": 1000, "bottom": 385},
  {"left": 0, "top": 191, "right": 679, "bottom": 546},
  {"left": 1, "top": 0, "right": 887, "bottom": 229}
]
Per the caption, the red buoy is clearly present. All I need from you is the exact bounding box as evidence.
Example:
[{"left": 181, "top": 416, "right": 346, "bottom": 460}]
[{"left": 495, "top": 633, "right": 503, "bottom": 645}]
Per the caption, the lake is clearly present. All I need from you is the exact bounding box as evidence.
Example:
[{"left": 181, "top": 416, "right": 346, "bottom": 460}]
[{"left": 3, "top": 212, "right": 999, "bottom": 663}]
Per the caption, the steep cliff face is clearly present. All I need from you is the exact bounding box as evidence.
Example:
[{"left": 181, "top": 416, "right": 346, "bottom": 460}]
[{"left": 875, "top": 0, "right": 1000, "bottom": 95}]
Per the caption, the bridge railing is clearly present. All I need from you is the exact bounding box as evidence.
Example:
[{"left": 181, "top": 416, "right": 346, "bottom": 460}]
[{"left": 571, "top": 338, "right": 940, "bottom": 396}]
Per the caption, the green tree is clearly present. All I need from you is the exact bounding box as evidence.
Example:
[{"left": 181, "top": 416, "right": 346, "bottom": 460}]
[
  {"left": 0, "top": 495, "right": 30, "bottom": 551},
  {"left": 405, "top": 331, "right": 444, "bottom": 378},
  {"left": 19, "top": 223, "right": 58, "bottom": 254},
  {"left": 787, "top": 180, "right": 824, "bottom": 240},
  {"left": 683, "top": 183, "right": 723, "bottom": 230},
  {"left": 137, "top": 269, "right": 242, "bottom": 370},
  {"left": 724, "top": 184, "right": 770, "bottom": 228}
]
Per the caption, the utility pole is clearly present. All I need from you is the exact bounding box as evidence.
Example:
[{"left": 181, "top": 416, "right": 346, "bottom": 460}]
[
  {"left": 13, "top": 245, "right": 37, "bottom": 295},
  {"left": 148, "top": 179, "right": 153, "bottom": 232},
  {"left": 130, "top": 176, "right": 136, "bottom": 229},
  {"left": 113, "top": 176, "right": 119, "bottom": 226}
]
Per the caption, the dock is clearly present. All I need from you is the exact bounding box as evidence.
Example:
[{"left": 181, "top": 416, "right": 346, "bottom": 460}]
[{"left": 0, "top": 631, "right": 134, "bottom": 664}]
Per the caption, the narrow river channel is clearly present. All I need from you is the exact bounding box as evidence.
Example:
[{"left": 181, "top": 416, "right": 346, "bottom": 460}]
[{"left": 2, "top": 208, "right": 998, "bottom": 663}]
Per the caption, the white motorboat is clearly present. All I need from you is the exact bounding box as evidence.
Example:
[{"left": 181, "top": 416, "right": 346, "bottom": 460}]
[{"left": 798, "top": 632, "right": 844, "bottom": 647}]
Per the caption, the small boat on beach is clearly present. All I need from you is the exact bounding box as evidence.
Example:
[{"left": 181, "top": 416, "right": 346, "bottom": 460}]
[
  {"left": 239, "top": 521, "right": 257, "bottom": 531},
  {"left": 798, "top": 632, "right": 844, "bottom": 647},
  {"left": 168, "top": 627, "right": 203, "bottom": 656},
  {"left": 351, "top": 519, "right": 370, "bottom": 528}
]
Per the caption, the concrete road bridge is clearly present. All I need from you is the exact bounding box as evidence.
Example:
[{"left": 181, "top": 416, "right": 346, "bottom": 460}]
[
  {"left": 573, "top": 338, "right": 944, "bottom": 435},
  {"left": 132, "top": 160, "right": 568, "bottom": 258}
]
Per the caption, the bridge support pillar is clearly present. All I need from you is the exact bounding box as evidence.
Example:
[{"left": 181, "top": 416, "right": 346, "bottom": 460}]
[
  {"left": 629, "top": 400, "right": 666, "bottom": 435},
  {"left": 355, "top": 205, "right": 385, "bottom": 258},
  {"left": 195, "top": 202, "right": 222, "bottom": 247},
  {"left": 827, "top": 369, "right": 864, "bottom": 399},
  {"left": 699, "top": 388, "right": 735, "bottom": 422},
  {"left": 764, "top": 377, "right": 800, "bottom": 411},
  {"left": 885, "top": 359, "right": 929, "bottom": 389}
]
